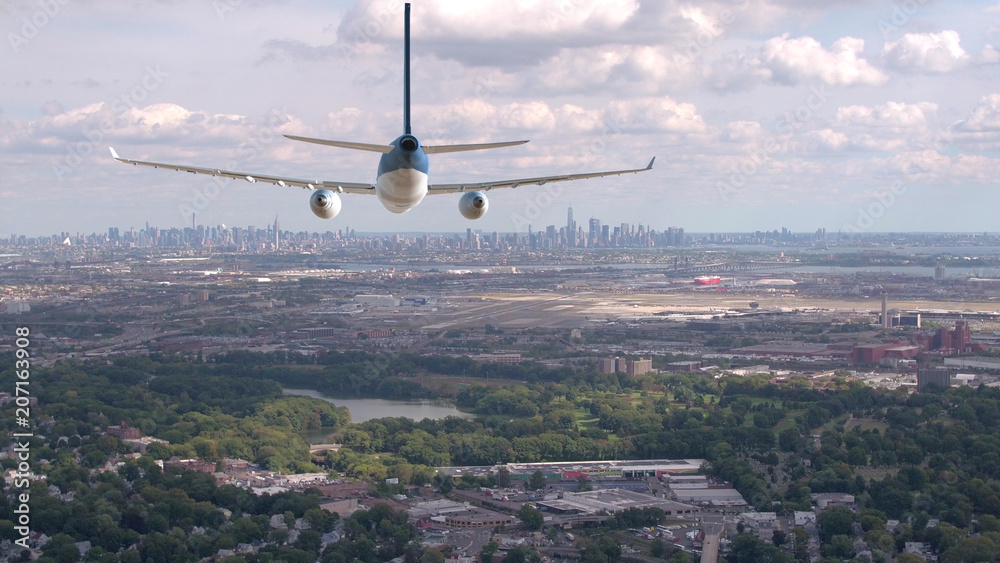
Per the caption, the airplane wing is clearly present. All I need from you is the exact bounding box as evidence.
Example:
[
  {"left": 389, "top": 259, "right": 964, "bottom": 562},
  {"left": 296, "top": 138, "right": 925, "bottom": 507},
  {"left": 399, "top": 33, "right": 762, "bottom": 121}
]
[
  {"left": 109, "top": 147, "right": 375, "bottom": 194},
  {"left": 426, "top": 157, "right": 654, "bottom": 194}
]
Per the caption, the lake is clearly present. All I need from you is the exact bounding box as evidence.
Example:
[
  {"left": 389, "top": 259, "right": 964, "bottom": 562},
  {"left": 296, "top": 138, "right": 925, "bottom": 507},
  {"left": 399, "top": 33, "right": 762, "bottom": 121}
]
[{"left": 282, "top": 388, "right": 473, "bottom": 424}]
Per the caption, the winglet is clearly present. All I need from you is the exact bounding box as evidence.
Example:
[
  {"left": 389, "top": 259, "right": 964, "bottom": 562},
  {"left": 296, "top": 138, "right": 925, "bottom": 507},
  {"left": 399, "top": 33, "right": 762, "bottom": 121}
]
[
  {"left": 646, "top": 157, "right": 656, "bottom": 169},
  {"left": 109, "top": 147, "right": 121, "bottom": 160}
]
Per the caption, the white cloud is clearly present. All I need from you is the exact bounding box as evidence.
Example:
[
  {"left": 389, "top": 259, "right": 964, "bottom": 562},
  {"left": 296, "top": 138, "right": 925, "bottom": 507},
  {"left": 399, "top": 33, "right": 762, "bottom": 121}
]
[
  {"left": 809, "top": 128, "right": 849, "bottom": 150},
  {"left": 601, "top": 97, "right": 708, "bottom": 135},
  {"left": 952, "top": 95, "right": 1000, "bottom": 151},
  {"left": 724, "top": 121, "right": 764, "bottom": 142},
  {"left": 979, "top": 45, "right": 1000, "bottom": 64},
  {"left": 706, "top": 34, "right": 886, "bottom": 89},
  {"left": 882, "top": 31, "right": 970, "bottom": 73},
  {"left": 760, "top": 35, "right": 887, "bottom": 86},
  {"left": 835, "top": 102, "right": 937, "bottom": 128},
  {"left": 956, "top": 94, "right": 1000, "bottom": 131},
  {"left": 704, "top": 51, "right": 775, "bottom": 91},
  {"left": 497, "top": 102, "right": 556, "bottom": 131}
]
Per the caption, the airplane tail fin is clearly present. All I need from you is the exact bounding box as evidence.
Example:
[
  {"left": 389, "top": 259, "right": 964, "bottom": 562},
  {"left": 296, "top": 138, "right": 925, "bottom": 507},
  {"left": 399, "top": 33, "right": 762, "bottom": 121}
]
[{"left": 404, "top": 2, "right": 411, "bottom": 135}]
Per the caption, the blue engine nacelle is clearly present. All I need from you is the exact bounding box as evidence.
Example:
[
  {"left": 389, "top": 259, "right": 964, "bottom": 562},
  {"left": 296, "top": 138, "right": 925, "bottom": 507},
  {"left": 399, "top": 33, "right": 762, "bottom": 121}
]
[
  {"left": 458, "top": 191, "right": 488, "bottom": 220},
  {"left": 310, "top": 189, "right": 342, "bottom": 219}
]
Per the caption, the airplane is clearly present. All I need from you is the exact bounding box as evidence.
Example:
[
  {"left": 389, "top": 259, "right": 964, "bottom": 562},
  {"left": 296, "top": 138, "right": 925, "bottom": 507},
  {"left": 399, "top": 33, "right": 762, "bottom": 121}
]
[{"left": 109, "top": 3, "right": 654, "bottom": 221}]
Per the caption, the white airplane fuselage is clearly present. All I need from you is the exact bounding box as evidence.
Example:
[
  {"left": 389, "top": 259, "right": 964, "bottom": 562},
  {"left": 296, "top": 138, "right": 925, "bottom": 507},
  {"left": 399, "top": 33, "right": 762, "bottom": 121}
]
[{"left": 375, "top": 136, "right": 429, "bottom": 214}]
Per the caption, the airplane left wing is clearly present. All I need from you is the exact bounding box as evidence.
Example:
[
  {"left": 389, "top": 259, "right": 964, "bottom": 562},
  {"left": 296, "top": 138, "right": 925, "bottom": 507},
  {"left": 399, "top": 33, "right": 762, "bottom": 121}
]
[
  {"left": 108, "top": 147, "right": 375, "bottom": 194},
  {"left": 426, "top": 157, "right": 655, "bottom": 194}
]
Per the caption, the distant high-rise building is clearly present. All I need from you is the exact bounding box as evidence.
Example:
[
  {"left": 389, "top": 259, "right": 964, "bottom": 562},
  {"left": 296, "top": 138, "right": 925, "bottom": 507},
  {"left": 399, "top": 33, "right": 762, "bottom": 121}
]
[
  {"left": 567, "top": 206, "right": 575, "bottom": 247},
  {"left": 935, "top": 264, "right": 946, "bottom": 281},
  {"left": 589, "top": 217, "right": 601, "bottom": 244},
  {"left": 917, "top": 368, "right": 951, "bottom": 392},
  {"left": 597, "top": 358, "right": 616, "bottom": 374},
  {"left": 626, "top": 358, "right": 653, "bottom": 376},
  {"left": 274, "top": 215, "right": 280, "bottom": 249}
]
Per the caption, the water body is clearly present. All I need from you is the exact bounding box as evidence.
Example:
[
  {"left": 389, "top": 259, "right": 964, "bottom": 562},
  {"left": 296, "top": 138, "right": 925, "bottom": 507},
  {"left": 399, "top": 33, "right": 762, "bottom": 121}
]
[
  {"left": 746, "top": 265, "right": 976, "bottom": 276},
  {"left": 282, "top": 388, "right": 473, "bottom": 424}
]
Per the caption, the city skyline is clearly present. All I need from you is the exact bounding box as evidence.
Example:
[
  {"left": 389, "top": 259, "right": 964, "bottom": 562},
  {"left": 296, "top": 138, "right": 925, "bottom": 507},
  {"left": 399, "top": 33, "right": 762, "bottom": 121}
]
[
  {"left": 8, "top": 216, "right": 1000, "bottom": 251},
  {"left": 4, "top": 1, "right": 1000, "bottom": 235}
]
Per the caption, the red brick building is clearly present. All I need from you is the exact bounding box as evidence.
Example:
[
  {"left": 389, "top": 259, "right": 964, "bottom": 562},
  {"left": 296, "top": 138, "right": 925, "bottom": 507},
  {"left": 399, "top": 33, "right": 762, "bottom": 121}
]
[{"left": 106, "top": 422, "right": 142, "bottom": 440}]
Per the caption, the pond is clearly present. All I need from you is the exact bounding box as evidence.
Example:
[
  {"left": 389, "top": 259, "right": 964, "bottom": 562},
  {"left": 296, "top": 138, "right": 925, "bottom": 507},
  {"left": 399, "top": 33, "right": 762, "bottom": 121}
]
[{"left": 283, "top": 388, "right": 473, "bottom": 424}]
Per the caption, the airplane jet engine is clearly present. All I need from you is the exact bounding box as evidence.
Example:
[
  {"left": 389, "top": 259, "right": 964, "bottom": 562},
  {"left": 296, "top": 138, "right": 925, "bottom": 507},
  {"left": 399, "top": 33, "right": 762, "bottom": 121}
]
[
  {"left": 310, "top": 189, "right": 342, "bottom": 219},
  {"left": 458, "top": 191, "right": 488, "bottom": 220}
]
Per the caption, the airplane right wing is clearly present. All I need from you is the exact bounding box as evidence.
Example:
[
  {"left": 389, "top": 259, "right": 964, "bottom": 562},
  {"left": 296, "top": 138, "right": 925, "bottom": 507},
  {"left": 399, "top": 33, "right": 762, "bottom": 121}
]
[
  {"left": 426, "top": 157, "right": 655, "bottom": 194},
  {"left": 109, "top": 147, "right": 376, "bottom": 194}
]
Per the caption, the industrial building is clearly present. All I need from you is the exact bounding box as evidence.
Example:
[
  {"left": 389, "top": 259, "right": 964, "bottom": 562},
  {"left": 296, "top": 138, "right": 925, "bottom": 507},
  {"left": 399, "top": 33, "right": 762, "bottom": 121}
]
[
  {"left": 503, "top": 459, "right": 705, "bottom": 481},
  {"left": 535, "top": 489, "right": 698, "bottom": 517},
  {"left": 474, "top": 354, "right": 522, "bottom": 364},
  {"left": 408, "top": 500, "right": 513, "bottom": 529},
  {"left": 354, "top": 294, "right": 400, "bottom": 307},
  {"left": 670, "top": 487, "right": 747, "bottom": 507},
  {"left": 851, "top": 343, "right": 919, "bottom": 364}
]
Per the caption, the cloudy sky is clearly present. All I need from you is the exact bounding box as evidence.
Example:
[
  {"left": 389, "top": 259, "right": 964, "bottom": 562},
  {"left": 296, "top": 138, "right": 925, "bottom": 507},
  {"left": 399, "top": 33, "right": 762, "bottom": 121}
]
[{"left": 3, "top": 0, "right": 1000, "bottom": 237}]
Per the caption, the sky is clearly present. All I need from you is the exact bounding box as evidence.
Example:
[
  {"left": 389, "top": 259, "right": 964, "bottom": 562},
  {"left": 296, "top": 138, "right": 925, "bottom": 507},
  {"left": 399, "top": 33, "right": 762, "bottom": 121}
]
[{"left": 3, "top": 0, "right": 1000, "bottom": 237}]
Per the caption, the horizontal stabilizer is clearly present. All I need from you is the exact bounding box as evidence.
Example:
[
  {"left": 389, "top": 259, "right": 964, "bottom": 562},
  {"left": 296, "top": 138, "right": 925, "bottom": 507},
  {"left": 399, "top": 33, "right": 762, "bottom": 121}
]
[
  {"left": 424, "top": 140, "right": 529, "bottom": 154},
  {"left": 284, "top": 135, "right": 394, "bottom": 153}
]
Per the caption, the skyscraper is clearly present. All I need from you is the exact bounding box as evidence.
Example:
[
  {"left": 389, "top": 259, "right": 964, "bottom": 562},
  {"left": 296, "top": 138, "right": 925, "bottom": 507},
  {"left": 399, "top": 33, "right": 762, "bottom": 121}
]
[
  {"left": 881, "top": 291, "right": 889, "bottom": 329},
  {"left": 274, "top": 215, "right": 280, "bottom": 250},
  {"left": 589, "top": 217, "right": 601, "bottom": 245},
  {"left": 567, "top": 206, "right": 575, "bottom": 247}
]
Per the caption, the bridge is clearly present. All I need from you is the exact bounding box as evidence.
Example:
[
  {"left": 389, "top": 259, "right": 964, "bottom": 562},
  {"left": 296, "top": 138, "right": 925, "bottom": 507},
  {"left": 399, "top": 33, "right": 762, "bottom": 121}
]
[{"left": 309, "top": 443, "right": 342, "bottom": 454}]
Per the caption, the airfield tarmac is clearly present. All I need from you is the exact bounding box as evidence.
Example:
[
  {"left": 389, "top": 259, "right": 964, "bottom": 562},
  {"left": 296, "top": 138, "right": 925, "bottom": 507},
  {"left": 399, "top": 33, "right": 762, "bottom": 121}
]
[{"left": 408, "top": 291, "right": 1000, "bottom": 330}]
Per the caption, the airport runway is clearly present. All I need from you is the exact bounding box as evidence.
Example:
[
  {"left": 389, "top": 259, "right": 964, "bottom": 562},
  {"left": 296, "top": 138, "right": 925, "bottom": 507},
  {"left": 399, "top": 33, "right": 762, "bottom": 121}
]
[{"left": 408, "top": 291, "right": 1000, "bottom": 331}]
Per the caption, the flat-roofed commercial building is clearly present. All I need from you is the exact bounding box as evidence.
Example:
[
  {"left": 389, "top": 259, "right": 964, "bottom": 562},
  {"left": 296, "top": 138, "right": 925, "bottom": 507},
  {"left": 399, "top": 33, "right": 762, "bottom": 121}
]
[
  {"left": 444, "top": 510, "right": 514, "bottom": 529},
  {"left": 535, "top": 489, "right": 698, "bottom": 517},
  {"left": 672, "top": 488, "right": 747, "bottom": 507},
  {"left": 503, "top": 459, "right": 706, "bottom": 480}
]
